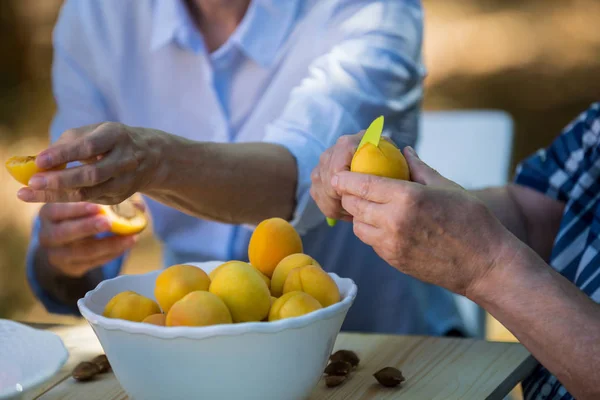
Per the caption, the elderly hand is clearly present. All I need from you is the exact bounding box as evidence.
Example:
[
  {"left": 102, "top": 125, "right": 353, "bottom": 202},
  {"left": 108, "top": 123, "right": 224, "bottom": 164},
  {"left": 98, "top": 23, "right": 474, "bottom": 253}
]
[
  {"left": 310, "top": 132, "right": 364, "bottom": 222},
  {"left": 17, "top": 123, "right": 165, "bottom": 205},
  {"left": 331, "top": 146, "right": 518, "bottom": 297}
]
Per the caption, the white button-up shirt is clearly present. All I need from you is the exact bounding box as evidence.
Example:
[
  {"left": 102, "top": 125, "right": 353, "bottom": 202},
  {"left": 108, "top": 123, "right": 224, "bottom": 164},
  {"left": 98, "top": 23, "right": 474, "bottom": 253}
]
[{"left": 28, "top": 0, "right": 464, "bottom": 335}]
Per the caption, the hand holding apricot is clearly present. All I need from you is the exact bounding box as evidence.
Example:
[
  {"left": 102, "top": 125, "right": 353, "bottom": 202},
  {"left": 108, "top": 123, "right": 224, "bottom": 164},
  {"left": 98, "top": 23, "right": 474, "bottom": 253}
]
[
  {"left": 36, "top": 202, "right": 138, "bottom": 278},
  {"left": 16, "top": 122, "right": 166, "bottom": 205},
  {"left": 334, "top": 147, "right": 511, "bottom": 297}
]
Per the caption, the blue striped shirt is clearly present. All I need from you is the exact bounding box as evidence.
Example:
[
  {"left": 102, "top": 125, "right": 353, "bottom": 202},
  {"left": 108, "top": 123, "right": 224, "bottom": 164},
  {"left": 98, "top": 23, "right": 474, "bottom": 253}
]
[{"left": 515, "top": 102, "right": 600, "bottom": 400}]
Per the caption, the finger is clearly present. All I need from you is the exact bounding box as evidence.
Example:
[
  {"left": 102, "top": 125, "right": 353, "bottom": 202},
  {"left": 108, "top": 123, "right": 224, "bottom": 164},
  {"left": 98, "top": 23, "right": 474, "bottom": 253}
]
[
  {"left": 340, "top": 195, "right": 381, "bottom": 226},
  {"left": 52, "top": 124, "right": 102, "bottom": 145},
  {"left": 32, "top": 147, "right": 135, "bottom": 190},
  {"left": 332, "top": 171, "right": 398, "bottom": 203},
  {"left": 39, "top": 202, "right": 101, "bottom": 222},
  {"left": 352, "top": 220, "right": 381, "bottom": 247},
  {"left": 36, "top": 123, "right": 121, "bottom": 170},
  {"left": 323, "top": 135, "right": 359, "bottom": 199},
  {"left": 67, "top": 252, "right": 129, "bottom": 277},
  {"left": 49, "top": 236, "right": 137, "bottom": 277},
  {"left": 310, "top": 185, "right": 349, "bottom": 220},
  {"left": 17, "top": 187, "right": 84, "bottom": 203},
  {"left": 49, "top": 235, "right": 137, "bottom": 266},
  {"left": 317, "top": 148, "right": 335, "bottom": 196},
  {"left": 40, "top": 215, "right": 111, "bottom": 246},
  {"left": 80, "top": 175, "right": 136, "bottom": 204},
  {"left": 403, "top": 146, "right": 457, "bottom": 187}
]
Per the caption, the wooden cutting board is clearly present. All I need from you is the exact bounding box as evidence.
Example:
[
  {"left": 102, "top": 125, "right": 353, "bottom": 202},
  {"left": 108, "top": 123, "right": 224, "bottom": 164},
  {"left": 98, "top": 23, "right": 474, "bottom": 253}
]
[{"left": 28, "top": 323, "right": 535, "bottom": 400}]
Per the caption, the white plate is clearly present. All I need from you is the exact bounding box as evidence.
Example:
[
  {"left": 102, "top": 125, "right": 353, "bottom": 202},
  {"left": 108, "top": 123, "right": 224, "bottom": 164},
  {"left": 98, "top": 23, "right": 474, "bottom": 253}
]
[{"left": 0, "top": 319, "right": 68, "bottom": 400}]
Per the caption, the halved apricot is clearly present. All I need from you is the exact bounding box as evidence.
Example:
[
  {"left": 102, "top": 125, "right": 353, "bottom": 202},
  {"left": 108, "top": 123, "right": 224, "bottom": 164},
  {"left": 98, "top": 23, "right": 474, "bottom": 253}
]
[
  {"left": 5, "top": 155, "right": 66, "bottom": 186},
  {"left": 98, "top": 198, "right": 147, "bottom": 235}
]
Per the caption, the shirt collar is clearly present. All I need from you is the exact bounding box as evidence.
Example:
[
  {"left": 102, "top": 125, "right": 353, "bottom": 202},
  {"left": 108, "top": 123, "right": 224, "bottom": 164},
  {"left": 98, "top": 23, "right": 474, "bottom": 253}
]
[
  {"left": 151, "top": 0, "right": 300, "bottom": 67},
  {"left": 230, "top": 0, "right": 300, "bottom": 68},
  {"left": 150, "top": 0, "right": 192, "bottom": 52}
]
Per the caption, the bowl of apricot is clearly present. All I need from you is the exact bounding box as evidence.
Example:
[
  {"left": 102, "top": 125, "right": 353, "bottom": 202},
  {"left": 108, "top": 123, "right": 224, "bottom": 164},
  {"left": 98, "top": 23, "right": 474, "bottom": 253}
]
[{"left": 77, "top": 218, "right": 357, "bottom": 400}]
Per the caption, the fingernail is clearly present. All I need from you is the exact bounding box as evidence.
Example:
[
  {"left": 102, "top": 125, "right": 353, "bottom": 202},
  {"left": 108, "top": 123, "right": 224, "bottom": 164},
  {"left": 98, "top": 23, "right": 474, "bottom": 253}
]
[
  {"left": 28, "top": 176, "right": 47, "bottom": 189},
  {"left": 95, "top": 218, "right": 110, "bottom": 231},
  {"left": 37, "top": 153, "right": 52, "bottom": 169},
  {"left": 406, "top": 146, "right": 419, "bottom": 158},
  {"left": 17, "top": 188, "right": 33, "bottom": 201},
  {"left": 331, "top": 175, "right": 339, "bottom": 187}
]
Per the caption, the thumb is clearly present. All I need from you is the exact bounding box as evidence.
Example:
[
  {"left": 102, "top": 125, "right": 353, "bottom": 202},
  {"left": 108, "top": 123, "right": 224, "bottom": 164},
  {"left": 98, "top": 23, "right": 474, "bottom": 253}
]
[{"left": 403, "top": 146, "right": 451, "bottom": 187}]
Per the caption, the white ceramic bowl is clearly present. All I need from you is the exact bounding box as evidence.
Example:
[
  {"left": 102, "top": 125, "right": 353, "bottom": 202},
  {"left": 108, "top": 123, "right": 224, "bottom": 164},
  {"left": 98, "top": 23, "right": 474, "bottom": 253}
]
[
  {"left": 0, "top": 319, "right": 68, "bottom": 400},
  {"left": 77, "top": 261, "right": 357, "bottom": 400}
]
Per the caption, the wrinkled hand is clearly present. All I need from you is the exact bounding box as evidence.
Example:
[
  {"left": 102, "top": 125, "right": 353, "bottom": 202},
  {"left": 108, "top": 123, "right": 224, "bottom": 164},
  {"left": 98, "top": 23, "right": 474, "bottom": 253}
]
[
  {"left": 310, "top": 132, "right": 364, "bottom": 222},
  {"left": 37, "top": 199, "right": 144, "bottom": 277},
  {"left": 331, "top": 146, "right": 515, "bottom": 297},
  {"left": 18, "top": 123, "right": 163, "bottom": 204}
]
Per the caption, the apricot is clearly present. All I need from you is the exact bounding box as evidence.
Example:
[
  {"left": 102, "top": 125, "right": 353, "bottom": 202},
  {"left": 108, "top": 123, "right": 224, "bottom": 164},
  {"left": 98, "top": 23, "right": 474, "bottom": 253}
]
[
  {"left": 248, "top": 218, "right": 303, "bottom": 278},
  {"left": 5, "top": 155, "right": 66, "bottom": 186},
  {"left": 155, "top": 264, "right": 211, "bottom": 313},
  {"left": 98, "top": 197, "right": 147, "bottom": 235},
  {"left": 208, "top": 261, "right": 237, "bottom": 281},
  {"left": 270, "top": 253, "right": 321, "bottom": 297},
  {"left": 210, "top": 261, "right": 271, "bottom": 289},
  {"left": 166, "top": 291, "right": 232, "bottom": 327},
  {"left": 209, "top": 261, "right": 271, "bottom": 322},
  {"left": 350, "top": 139, "right": 410, "bottom": 180},
  {"left": 268, "top": 291, "right": 322, "bottom": 321},
  {"left": 103, "top": 291, "right": 160, "bottom": 322},
  {"left": 283, "top": 265, "right": 340, "bottom": 307},
  {"left": 142, "top": 313, "right": 166, "bottom": 326},
  {"left": 255, "top": 268, "right": 271, "bottom": 289}
]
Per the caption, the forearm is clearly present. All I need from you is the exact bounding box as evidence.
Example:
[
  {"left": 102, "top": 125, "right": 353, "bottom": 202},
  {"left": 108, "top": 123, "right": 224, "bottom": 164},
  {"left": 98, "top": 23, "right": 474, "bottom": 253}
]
[
  {"left": 470, "top": 241, "right": 600, "bottom": 399},
  {"left": 146, "top": 134, "right": 297, "bottom": 225},
  {"left": 472, "top": 186, "right": 529, "bottom": 243},
  {"left": 33, "top": 247, "right": 103, "bottom": 310},
  {"left": 472, "top": 184, "right": 563, "bottom": 260}
]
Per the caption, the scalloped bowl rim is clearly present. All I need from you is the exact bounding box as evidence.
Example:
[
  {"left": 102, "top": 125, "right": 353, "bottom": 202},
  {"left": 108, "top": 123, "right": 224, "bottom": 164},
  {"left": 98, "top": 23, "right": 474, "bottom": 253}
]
[{"left": 77, "top": 267, "right": 358, "bottom": 340}]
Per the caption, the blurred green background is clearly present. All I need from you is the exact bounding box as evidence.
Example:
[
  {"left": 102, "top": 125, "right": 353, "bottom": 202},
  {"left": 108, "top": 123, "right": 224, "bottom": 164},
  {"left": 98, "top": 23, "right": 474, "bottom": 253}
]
[{"left": 1, "top": 0, "right": 599, "bottom": 334}]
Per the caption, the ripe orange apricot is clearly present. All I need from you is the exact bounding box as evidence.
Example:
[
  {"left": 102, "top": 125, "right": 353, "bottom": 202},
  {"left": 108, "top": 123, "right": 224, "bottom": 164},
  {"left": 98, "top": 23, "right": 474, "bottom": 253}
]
[
  {"left": 5, "top": 155, "right": 66, "bottom": 186},
  {"left": 142, "top": 313, "right": 166, "bottom": 326},
  {"left": 270, "top": 253, "right": 321, "bottom": 297},
  {"left": 248, "top": 218, "right": 303, "bottom": 278},
  {"left": 98, "top": 198, "right": 147, "bottom": 235},
  {"left": 166, "top": 291, "right": 232, "bottom": 327},
  {"left": 103, "top": 291, "right": 160, "bottom": 322},
  {"left": 210, "top": 261, "right": 271, "bottom": 289},
  {"left": 283, "top": 265, "right": 340, "bottom": 308},
  {"left": 350, "top": 139, "right": 409, "bottom": 180},
  {"left": 155, "top": 264, "right": 211, "bottom": 313},
  {"left": 209, "top": 261, "right": 271, "bottom": 322},
  {"left": 268, "top": 291, "right": 322, "bottom": 321}
]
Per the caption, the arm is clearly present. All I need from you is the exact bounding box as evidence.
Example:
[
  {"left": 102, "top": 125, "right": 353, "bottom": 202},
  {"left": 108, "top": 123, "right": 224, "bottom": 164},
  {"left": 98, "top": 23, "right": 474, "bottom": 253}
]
[
  {"left": 331, "top": 146, "right": 600, "bottom": 399},
  {"left": 472, "top": 184, "right": 564, "bottom": 261},
  {"left": 24, "top": 0, "right": 424, "bottom": 234},
  {"left": 471, "top": 241, "right": 600, "bottom": 399},
  {"left": 145, "top": 140, "right": 297, "bottom": 225}
]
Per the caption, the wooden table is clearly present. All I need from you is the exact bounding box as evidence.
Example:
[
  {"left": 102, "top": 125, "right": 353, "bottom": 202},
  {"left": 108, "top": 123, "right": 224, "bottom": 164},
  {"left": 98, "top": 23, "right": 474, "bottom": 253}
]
[{"left": 26, "top": 323, "right": 536, "bottom": 400}]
